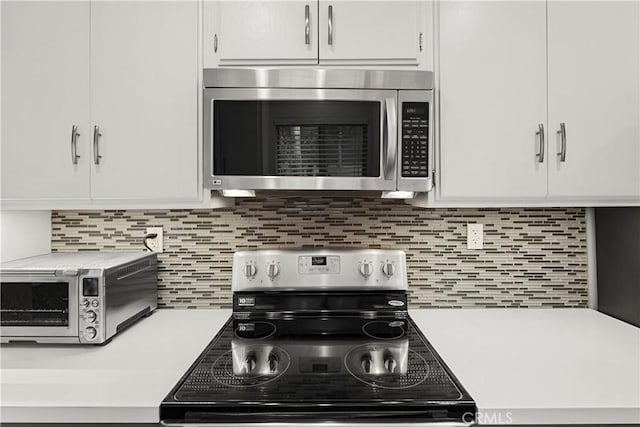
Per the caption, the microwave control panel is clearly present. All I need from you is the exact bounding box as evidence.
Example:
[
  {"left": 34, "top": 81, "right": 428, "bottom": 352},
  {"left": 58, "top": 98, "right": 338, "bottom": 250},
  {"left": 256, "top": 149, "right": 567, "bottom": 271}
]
[{"left": 401, "top": 102, "right": 429, "bottom": 178}]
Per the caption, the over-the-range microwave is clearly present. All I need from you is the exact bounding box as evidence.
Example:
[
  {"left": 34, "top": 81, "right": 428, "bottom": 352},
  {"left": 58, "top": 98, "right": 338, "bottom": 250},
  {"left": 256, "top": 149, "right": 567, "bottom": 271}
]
[{"left": 203, "top": 69, "right": 434, "bottom": 196}]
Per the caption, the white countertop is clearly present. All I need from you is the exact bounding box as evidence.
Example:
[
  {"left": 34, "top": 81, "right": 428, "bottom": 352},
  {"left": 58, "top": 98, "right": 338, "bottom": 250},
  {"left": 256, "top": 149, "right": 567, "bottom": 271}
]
[
  {"left": 413, "top": 308, "right": 640, "bottom": 425},
  {"left": 1, "top": 308, "right": 638, "bottom": 424},
  {"left": 0, "top": 309, "right": 232, "bottom": 423}
]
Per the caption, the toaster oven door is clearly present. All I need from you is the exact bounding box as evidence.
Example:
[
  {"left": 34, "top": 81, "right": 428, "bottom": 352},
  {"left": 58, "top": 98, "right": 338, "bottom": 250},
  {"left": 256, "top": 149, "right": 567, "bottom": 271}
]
[
  {"left": 0, "top": 273, "right": 79, "bottom": 342},
  {"left": 204, "top": 88, "right": 398, "bottom": 191}
]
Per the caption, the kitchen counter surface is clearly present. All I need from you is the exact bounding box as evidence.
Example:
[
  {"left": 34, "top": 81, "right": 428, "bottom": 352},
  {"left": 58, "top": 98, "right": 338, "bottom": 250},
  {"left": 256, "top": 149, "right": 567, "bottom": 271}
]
[{"left": 1, "top": 308, "right": 638, "bottom": 424}]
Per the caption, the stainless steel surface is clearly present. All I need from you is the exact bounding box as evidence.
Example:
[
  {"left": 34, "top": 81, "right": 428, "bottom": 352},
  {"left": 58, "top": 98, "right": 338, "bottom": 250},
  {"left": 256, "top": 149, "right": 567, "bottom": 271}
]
[
  {"left": 557, "top": 122, "right": 567, "bottom": 162},
  {"left": 328, "top": 4, "right": 333, "bottom": 45},
  {"left": 0, "top": 252, "right": 158, "bottom": 345},
  {"left": 304, "top": 5, "right": 310, "bottom": 45},
  {"left": 383, "top": 97, "right": 398, "bottom": 180},
  {"left": 203, "top": 69, "right": 433, "bottom": 90},
  {"left": 231, "top": 249, "right": 407, "bottom": 292},
  {"left": 203, "top": 87, "right": 398, "bottom": 191},
  {"left": 536, "top": 123, "right": 545, "bottom": 163},
  {"left": 70, "top": 124, "right": 80, "bottom": 165},
  {"left": 396, "top": 90, "right": 434, "bottom": 192},
  {"left": 213, "top": 34, "right": 218, "bottom": 53},
  {"left": 93, "top": 125, "right": 102, "bottom": 165}
]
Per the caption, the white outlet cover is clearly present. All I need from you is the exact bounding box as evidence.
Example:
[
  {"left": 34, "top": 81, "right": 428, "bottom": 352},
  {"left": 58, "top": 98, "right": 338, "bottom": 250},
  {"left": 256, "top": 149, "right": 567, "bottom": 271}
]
[
  {"left": 467, "top": 223, "right": 483, "bottom": 250},
  {"left": 146, "top": 227, "right": 163, "bottom": 253}
]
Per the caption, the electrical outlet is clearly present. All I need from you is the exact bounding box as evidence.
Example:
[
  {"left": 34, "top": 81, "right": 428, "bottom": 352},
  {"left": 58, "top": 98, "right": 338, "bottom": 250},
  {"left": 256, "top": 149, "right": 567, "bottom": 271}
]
[
  {"left": 145, "top": 227, "right": 163, "bottom": 253},
  {"left": 467, "top": 223, "right": 483, "bottom": 250}
]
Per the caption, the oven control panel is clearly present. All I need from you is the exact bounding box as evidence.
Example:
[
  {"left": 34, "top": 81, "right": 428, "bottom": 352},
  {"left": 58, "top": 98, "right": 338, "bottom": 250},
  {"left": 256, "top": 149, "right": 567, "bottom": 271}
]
[
  {"left": 79, "top": 277, "right": 101, "bottom": 342},
  {"left": 298, "top": 256, "right": 340, "bottom": 274},
  {"left": 401, "top": 102, "right": 429, "bottom": 178},
  {"left": 232, "top": 250, "right": 407, "bottom": 292}
]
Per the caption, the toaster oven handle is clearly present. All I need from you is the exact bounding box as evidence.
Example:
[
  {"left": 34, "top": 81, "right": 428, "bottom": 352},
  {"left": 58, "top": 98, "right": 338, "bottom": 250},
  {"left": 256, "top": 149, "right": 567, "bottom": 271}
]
[{"left": 383, "top": 97, "right": 397, "bottom": 180}]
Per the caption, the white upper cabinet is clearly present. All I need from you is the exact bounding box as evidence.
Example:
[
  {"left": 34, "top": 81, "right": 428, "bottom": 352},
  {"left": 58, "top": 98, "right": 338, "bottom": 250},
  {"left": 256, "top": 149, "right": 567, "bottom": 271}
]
[
  {"left": 318, "top": 1, "right": 424, "bottom": 65},
  {"left": 1, "top": 1, "right": 200, "bottom": 205},
  {"left": 547, "top": 1, "right": 640, "bottom": 202},
  {"left": 1, "top": 1, "right": 91, "bottom": 201},
  {"left": 90, "top": 1, "right": 199, "bottom": 201},
  {"left": 438, "top": 0, "right": 640, "bottom": 205},
  {"left": 438, "top": 1, "right": 548, "bottom": 200},
  {"left": 204, "top": 1, "right": 317, "bottom": 66},
  {"left": 204, "top": 0, "right": 429, "bottom": 67}
]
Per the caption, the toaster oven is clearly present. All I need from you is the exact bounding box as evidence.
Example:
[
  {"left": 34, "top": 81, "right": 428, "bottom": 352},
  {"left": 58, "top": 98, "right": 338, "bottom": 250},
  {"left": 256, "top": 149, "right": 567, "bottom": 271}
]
[{"left": 0, "top": 252, "right": 158, "bottom": 344}]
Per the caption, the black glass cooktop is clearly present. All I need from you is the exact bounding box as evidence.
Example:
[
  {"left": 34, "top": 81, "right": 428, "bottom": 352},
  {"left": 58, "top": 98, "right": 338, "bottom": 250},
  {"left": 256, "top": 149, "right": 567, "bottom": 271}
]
[{"left": 161, "top": 315, "right": 476, "bottom": 424}]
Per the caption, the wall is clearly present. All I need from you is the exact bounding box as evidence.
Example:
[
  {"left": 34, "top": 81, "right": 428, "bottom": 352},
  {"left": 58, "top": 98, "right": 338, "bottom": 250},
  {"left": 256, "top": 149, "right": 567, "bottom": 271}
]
[
  {"left": 0, "top": 210, "right": 51, "bottom": 262},
  {"left": 52, "top": 198, "right": 588, "bottom": 308}
]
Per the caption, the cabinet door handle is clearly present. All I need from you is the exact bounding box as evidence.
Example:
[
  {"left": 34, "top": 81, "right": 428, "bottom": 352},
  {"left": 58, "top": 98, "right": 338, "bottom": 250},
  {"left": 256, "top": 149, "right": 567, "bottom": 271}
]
[
  {"left": 214, "top": 34, "right": 218, "bottom": 53},
  {"left": 557, "top": 122, "right": 566, "bottom": 162},
  {"left": 70, "top": 125, "right": 80, "bottom": 165},
  {"left": 328, "top": 5, "right": 333, "bottom": 45},
  {"left": 305, "top": 5, "right": 310, "bottom": 45},
  {"left": 419, "top": 32, "right": 423, "bottom": 52},
  {"left": 536, "top": 123, "right": 545, "bottom": 163},
  {"left": 93, "top": 125, "right": 102, "bottom": 165}
]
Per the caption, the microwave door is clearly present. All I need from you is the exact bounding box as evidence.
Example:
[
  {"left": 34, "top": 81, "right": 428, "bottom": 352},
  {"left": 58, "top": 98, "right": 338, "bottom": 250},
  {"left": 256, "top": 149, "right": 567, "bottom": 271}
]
[
  {"left": 204, "top": 88, "right": 398, "bottom": 191},
  {"left": 0, "top": 273, "right": 79, "bottom": 341}
]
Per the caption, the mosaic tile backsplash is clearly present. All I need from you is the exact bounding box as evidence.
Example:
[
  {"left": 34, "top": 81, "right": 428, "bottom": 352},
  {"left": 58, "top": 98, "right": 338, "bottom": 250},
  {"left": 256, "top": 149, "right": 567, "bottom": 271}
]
[{"left": 52, "top": 198, "right": 588, "bottom": 308}]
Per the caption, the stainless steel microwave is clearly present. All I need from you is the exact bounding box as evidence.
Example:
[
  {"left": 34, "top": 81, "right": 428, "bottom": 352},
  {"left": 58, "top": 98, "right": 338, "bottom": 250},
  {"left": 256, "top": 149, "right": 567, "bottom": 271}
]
[
  {"left": 203, "top": 69, "right": 434, "bottom": 195},
  {"left": 0, "top": 252, "right": 158, "bottom": 344}
]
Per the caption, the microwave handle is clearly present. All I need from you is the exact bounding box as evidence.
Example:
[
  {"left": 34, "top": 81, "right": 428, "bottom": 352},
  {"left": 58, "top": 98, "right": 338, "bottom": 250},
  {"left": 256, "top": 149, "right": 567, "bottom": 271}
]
[{"left": 383, "top": 97, "right": 397, "bottom": 180}]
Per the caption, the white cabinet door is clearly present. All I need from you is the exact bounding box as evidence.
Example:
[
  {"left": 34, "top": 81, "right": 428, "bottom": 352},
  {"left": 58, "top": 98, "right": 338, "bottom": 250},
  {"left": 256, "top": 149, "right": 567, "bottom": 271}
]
[
  {"left": 90, "top": 1, "right": 199, "bottom": 201},
  {"left": 1, "top": 1, "right": 90, "bottom": 201},
  {"left": 438, "top": 1, "right": 548, "bottom": 200},
  {"left": 318, "top": 0, "right": 422, "bottom": 65},
  {"left": 548, "top": 1, "right": 640, "bottom": 202},
  {"left": 204, "top": 1, "right": 318, "bottom": 67}
]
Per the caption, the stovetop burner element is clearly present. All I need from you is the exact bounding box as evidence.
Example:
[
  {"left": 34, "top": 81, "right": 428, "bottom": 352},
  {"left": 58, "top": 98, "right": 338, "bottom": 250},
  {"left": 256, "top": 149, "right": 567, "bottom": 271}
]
[
  {"left": 234, "top": 320, "right": 276, "bottom": 339},
  {"left": 362, "top": 320, "right": 406, "bottom": 339},
  {"left": 211, "top": 343, "right": 290, "bottom": 388}
]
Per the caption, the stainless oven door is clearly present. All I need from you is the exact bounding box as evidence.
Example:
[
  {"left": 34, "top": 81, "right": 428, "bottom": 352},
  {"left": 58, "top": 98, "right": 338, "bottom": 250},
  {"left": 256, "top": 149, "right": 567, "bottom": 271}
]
[
  {"left": 204, "top": 88, "right": 398, "bottom": 191},
  {"left": 0, "top": 271, "right": 79, "bottom": 343}
]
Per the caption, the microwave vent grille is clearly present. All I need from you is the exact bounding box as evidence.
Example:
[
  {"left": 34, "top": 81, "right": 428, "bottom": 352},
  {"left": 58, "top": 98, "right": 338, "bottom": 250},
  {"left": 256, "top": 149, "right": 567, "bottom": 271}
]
[
  {"left": 276, "top": 125, "right": 368, "bottom": 177},
  {"left": 117, "top": 259, "right": 151, "bottom": 279}
]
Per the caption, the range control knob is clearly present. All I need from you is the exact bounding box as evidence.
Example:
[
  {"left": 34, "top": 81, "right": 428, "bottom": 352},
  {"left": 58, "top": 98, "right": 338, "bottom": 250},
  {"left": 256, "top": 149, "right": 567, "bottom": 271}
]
[
  {"left": 81, "top": 299, "right": 90, "bottom": 308},
  {"left": 84, "top": 327, "right": 97, "bottom": 340},
  {"left": 381, "top": 262, "right": 396, "bottom": 277},
  {"left": 359, "top": 262, "right": 373, "bottom": 279},
  {"left": 85, "top": 310, "right": 97, "bottom": 323},
  {"left": 266, "top": 263, "right": 280, "bottom": 280},
  {"left": 244, "top": 263, "right": 257, "bottom": 278}
]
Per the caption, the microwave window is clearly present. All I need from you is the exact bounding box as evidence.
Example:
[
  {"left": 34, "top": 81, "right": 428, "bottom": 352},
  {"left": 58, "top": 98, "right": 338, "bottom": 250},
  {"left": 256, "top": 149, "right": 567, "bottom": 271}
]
[
  {"left": 0, "top": 282, "right": 69, "bottom": 327},
  {"left": 213, "top": 100, "right": 380, "bottom": 177}
]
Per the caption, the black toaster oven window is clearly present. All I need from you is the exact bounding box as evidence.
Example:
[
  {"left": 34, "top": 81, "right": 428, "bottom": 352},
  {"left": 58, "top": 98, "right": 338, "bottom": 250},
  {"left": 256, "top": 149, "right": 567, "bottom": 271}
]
[
  {"left": 0, "top": 282, "right": 69, "bottom": 327},
  {"left": 213, "top": 100, "right": 381, "bottom": 177}
]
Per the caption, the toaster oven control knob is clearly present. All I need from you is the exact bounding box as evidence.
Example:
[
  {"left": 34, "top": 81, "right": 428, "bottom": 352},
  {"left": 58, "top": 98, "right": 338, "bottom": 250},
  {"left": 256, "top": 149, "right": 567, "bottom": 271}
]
[
  {"left": 81, "top": 299, "right": 90, "bottom": 308},
  {"left": 84, "top": 327, "right": 97, "bottom": 340},
  {"left": 381, "top": 262, "right": 396, "bottom": 277},
  {"left": 359, "top": 262, "right": 373, "bottom": 279},
  {"left": 266, "top": 263, "right": 280, "bottom": 280},
  {"left": 244, "top": 263, "right": 257, "bottom": 278},
  {"left": 85, "top": 310, "right": 97, "bottom": 323}
]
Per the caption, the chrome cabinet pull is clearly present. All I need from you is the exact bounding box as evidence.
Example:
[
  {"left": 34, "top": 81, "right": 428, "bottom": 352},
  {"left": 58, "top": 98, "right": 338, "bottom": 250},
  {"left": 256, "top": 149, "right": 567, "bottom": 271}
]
[
  {"left": 70, "top": 125, "right": 80, "bottom": 165},
  {"left": 382, "top": 97, "right": 397, "bottom": 180},
  {"left": 305, "top": 5, "right": 310, "bottom": 45},
  {"left": 214, "top": 34, "right": 218, "bottom": 53},
  {"left": 536, "top": 123, "right": 545, "bottom": 163},
  {"left": 557, "top": 122, "right": 566, "bottom": 162},
  {"left": 328, "top": 5, "right": 333, "bottom": 45},
  {"left": 419, "top": 32, "right": 423, "bottom": 52},
  {"left": 93, "top": 125, "right": 102, "bottom": 165}
]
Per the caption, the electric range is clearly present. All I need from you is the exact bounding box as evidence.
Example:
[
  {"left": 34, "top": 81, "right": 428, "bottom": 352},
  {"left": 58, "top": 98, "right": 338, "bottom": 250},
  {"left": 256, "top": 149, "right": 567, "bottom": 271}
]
[{"left": 161, "top": 249, "right": 476, "bottom": 426}]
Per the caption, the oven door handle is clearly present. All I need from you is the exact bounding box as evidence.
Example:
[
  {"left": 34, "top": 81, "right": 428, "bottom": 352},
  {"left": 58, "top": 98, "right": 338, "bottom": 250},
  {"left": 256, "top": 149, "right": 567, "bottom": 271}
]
[{"left": 382, "top": 96, "right": 397, "bottom": 181}]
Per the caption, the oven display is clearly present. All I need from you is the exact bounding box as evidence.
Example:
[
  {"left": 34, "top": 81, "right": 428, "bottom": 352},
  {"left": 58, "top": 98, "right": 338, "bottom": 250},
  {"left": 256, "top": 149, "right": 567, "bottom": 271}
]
[
  {"left": 311, "top": 256, "right": 327, "bottom": 266},
  {"left": 298, "top": 256, "right": 340, "bottom": 274}
]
